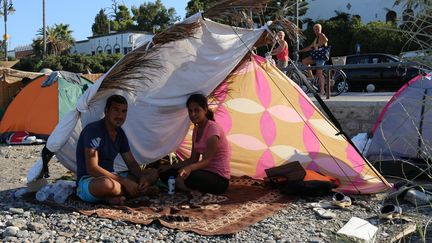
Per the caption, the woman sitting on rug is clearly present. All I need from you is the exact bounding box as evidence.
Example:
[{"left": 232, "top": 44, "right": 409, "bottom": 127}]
[{"left": 159, "top": 93, "right": 231, "bottom": 194}]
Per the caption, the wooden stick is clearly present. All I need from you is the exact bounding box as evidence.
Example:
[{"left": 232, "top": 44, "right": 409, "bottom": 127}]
[{"left": 390, "top": 224, "right": 417, "bottom": 243}]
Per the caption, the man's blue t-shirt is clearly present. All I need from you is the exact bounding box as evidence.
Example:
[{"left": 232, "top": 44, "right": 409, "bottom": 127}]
[{"left": 76, "top": 118, "right": 130, "bottom": 182}]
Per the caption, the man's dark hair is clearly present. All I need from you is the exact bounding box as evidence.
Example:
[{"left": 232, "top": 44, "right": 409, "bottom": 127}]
[{"left": 105, "top": 95, "right": 128, "bottom": 110}]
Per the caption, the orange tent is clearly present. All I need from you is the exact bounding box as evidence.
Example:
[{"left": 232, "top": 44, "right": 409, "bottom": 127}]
[
  {"left": 0, "top": 67, "right": 43, "bottom": 112},
  {"left": 0, "top": 72, "right": 92, "bottom": 137}
]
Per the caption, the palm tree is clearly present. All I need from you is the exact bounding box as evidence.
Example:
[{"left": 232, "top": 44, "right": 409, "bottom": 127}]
[
  {"left": 54, "top": 24, "right": 75, "bottom": 54},
  {"left": 33, "top": 24, "right": 75, "bottom": 56}
]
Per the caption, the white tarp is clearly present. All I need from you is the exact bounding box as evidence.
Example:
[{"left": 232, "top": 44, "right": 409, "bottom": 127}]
[{"left": 47, "top": 13, "right": 265, "bottom": 172}]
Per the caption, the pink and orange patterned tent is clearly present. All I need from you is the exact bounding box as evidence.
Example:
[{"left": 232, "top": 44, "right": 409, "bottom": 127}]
[{"left": 179, "top": 55, "right": 391, "bottom": 194}]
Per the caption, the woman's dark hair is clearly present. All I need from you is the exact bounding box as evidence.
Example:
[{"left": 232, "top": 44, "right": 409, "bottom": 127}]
[
  {"left": 105, "top": 94, "right": 128, "bottom": 110},
  {"left": 186, "top": 93, "right": 214, "bottom": 121}
]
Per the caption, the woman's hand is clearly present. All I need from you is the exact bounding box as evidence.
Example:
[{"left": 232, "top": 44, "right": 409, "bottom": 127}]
[{"left": 179, "top": 166, "right": 192, "bottom": 179}]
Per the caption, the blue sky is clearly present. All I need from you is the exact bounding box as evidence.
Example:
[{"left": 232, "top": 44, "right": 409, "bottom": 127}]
[{"left": 6, "top": 0, "right": 188, "bottom": 49}]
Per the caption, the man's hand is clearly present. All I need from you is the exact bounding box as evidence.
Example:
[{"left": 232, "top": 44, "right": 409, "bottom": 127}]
[
  {"left": 138, "top": 175, "right": 150, "bottom": 191},
  {"left": 121, "top": 178, "right": 140, "bottom": 197}
]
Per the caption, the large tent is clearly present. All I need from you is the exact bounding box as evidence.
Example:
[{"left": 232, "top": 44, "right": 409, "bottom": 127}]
[
  {"left": 0, "top": 71, "right": 93, "bottom": 138},
  {"left": 366, "top": 73, "right": 432, "bottom": 176},
  {"left": 0, "top": 67, "right": 43, "bottom": 113},
  {"left": 43, "top": 12, "right": 390, "bottom": 194}
]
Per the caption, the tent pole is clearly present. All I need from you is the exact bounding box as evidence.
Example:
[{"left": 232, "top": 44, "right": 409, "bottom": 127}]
[{"left": 416, "top": 89, "right": 427, "bottom": 158}]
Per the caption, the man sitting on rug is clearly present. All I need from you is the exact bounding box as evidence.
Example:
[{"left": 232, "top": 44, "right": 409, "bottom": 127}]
[{"left": 76, "top": 94, "right": 158, "bottom": 204}]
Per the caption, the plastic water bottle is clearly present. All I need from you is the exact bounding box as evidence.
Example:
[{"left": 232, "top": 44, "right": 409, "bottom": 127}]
[
  {"left": 13, "top": 188, "right": 29, "bottom": 199},
  {"left": 404, "top": 189, "right": 432, "bottom": 205},
  {"left": 36, "top": 184, "right": 54, "bottom": 202},
  {"left": 168, "top": 176, "right": 175, "bottom": 195},
  {"left": 53, "top": 180, "right": 76, "bottom": 204},
  {"left": 53, "top": 184, "right": 71, "bottom": 204}
]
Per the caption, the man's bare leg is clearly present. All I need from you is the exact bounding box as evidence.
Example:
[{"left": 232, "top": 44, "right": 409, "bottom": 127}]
[{"left": 88, "top": 177, "right": 125, "bottom": 204}]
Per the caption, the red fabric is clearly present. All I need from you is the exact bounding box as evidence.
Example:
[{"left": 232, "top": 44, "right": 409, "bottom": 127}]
[
  {"left": 304, "top": 170, "right": 340, "bottom": 187},
  {"left": 8, "top": 131, "right": 30, "bottom": 144},
  {"left": 276, "top": 46, "right": 289, "bottom": 61}
]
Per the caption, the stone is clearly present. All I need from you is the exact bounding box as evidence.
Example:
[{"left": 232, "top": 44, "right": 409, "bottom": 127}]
[
  {"left": 16, "top": 230, "right": 30, "bottom": 238},
  {"left": 60, "top": 219, "right": 70, "bottom": 224},
  {"left": 8, "top": 219, "right": 27, "bottom": 228},
  {"left": 3, "top": 236, "right": 18, "bottom": 242},
  {"left": 59, "top": 231, "right": 74, "bottom": 237},
  {"left": 27, "top": 222, "right": 45, "bottom": 232},
  {"left": 56, "top": 236, "right": 67, "bottom": 243},
  {"left": 3, "top": 226, "right": 19, "bottom": 237},
  {"left": 309, "top": 237, "right": 324, "bottom": 243},
  {"left": 8, "top": 208, "right": 24, "bottom": 214}
]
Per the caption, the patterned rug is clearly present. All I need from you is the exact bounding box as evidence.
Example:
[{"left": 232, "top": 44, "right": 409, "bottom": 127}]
[{"left": 59, "top": 177, "right": 291, "bottom": 235}]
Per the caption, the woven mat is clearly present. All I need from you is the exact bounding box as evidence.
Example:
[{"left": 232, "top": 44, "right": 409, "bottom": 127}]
[{"left": 60, "top": 177, "right": 290, "bottom": 235}]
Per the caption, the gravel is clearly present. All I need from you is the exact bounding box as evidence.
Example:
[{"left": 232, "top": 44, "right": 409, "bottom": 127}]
[{"left": 0, "top": 144, "right": 431, "bottom": 242}]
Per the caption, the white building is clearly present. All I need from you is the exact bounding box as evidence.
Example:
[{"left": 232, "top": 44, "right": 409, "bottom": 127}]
[
  {"left": 303, "top": 0, "right": 412, "bottom": 23},
  {"left": 70, "top": 31, "right": 153, "bottom": 55}
]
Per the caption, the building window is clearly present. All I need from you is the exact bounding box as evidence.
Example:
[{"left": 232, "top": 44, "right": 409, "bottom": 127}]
[
  {"left": 114, "top": 44, "right": 121, "bottom": 54},
  {"left": 386, "top": 11, "right": 397, "bottom": 23},
  {"left": 105, "top": 44, "right": 112, "bottom": 54},
  {"left": 92, "top": 51, "right": 95, "bottom": 56},
  {"left": 96, "top": 46, "right": 103, "bottom": 54}
]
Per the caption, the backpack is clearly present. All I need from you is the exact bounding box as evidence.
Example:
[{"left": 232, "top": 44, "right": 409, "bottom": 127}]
[{"left": 265, "top": 161, "right": 340, "bottom": 196}]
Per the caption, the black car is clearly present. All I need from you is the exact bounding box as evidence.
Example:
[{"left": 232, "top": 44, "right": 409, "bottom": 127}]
[{"left": 342, "top": 53, "right": 423, "bottom": 91}]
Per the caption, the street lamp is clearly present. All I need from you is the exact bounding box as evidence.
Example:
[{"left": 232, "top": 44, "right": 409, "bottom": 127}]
[{"left": 0, "top": 0, "right": 15, "bottom": 61}]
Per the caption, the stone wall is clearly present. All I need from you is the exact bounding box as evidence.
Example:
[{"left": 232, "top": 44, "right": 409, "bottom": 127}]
[{"left": 314, "top": 100, "right": 389, "bottom": 138}]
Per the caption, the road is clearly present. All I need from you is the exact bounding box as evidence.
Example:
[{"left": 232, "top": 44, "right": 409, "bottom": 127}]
[{"left": 315, "top": 92, "right": 395, "bottom": 102}]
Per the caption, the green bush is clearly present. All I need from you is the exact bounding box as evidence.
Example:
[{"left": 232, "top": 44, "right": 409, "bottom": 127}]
[
  {"left": 13, "top": 53, "right": 123, "bottom": 73},
  {"left": 300, "top": 14, "right": 420, "bottom": 58}
]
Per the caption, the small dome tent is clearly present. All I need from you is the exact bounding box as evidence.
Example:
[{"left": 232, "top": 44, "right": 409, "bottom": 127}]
[
  {"left": 0, "top": 71, "right": 93, "bottom": 138},
  {"left": 367, "top": 73, "right": 432, "bottom": 178}
]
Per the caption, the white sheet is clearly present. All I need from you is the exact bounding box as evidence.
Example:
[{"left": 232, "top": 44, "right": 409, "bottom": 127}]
[{"left": 47, "top": 13, "right": 265, "bottom": 171}]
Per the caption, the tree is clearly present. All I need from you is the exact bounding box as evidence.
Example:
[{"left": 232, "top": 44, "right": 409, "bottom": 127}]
[
  {"left": 13, "top": 53, "right": 123, "bottom": 73},
  {"left": 110, "top": 5, "right": 135, "bottom": 32},
  {"left": 185, "top": 0, "right": 308, "bottom": 24},
  {"left": 92, "top": 9, "right": 110, "bottom": 36},
  {"left": 131, "top": 0, "right": 179, "bottom": 32},
  {"left": 263, "top": 0, "right": 308, "bottom": 22},
  {"left": 33, "top": 24, "right": 75, "bottom": 56},
  {"left": 185, "top": 0, "right": 212, "bottom": 17},
  {"left": 299, "top": 11, "right": 419, "bottom": 57}
]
